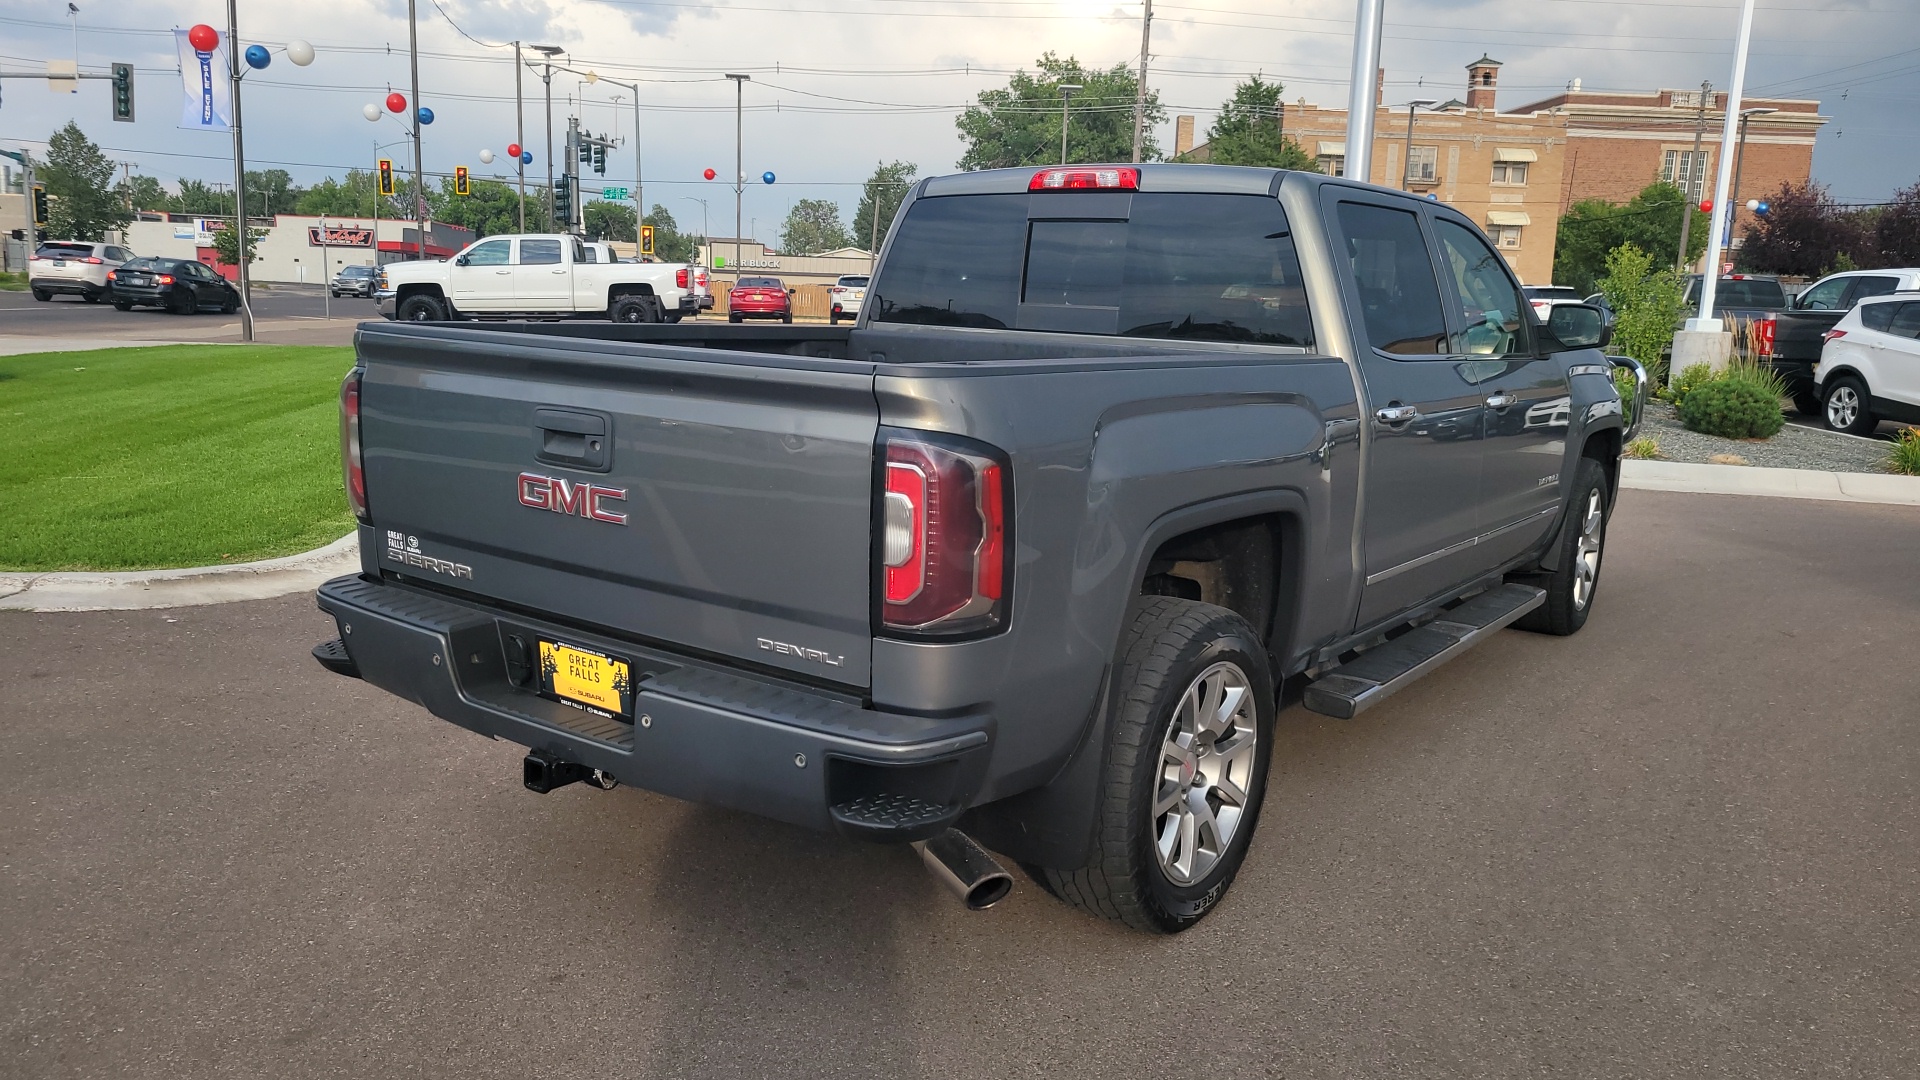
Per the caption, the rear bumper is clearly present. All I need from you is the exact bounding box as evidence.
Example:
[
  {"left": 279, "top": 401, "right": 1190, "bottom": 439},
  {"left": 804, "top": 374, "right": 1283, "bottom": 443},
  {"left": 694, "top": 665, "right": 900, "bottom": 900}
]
[
  {"left": 314, "top": 574, "right": 993, "bottom": 839},
  {"left": 29, "top": 276, "right": 103, "bottom": 295}
]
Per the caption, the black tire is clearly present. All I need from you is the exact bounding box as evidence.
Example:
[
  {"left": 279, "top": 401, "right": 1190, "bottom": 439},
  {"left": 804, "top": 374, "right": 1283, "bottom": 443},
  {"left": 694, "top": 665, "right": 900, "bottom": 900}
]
[
  {"left": 781, "top": 312, "right": 793, "bottom": 324},
  {"left": 1822, "top": 375, "right": 1877, "bottom": 436},
  {"left": 82, "top": 291, "right": 102, "bottom": 304},
  {"left": 830, "top": 313, "right": 840, "bottom": 326},
  {"left": 112, "top": 299, "right": 132, "bottom": 312},
  {"left": 610, "top": 295, "right": 659, "bottom": 324},
  {"left": 31, "top": 288, "right": 50, "bottom": 302},
  {"left": 396, "top": 294, "right": 446, "bottom": 322},
  {"left": 728, "top": 312, "right": 743, "bottom": 324},
  {"left": 1792, "top": 391, "right": 1822, "bottom": 417},
  {"left": 1041, "top": 597, "right": 1276, "bottom": 934},
  {"left": 663, "top": 312, "right": 683, "bottom": 324},
  {"left": 171, "top": 288, "right": 196, "bottom": 315},
  {"left": 220, "top": 295, "right": 239, "bottom": 314},
  {"left": 1513, "top": 456, "right": 1610, "bottom": 636}
]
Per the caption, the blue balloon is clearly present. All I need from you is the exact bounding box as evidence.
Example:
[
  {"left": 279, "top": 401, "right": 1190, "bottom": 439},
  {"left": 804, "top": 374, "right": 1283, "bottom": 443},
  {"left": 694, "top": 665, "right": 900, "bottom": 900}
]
[
  {"left": 417, "top": 107, "right": 435, "bottom": 126},
  {"left": 762, "top": 171, "right": 776, "bottom": 185},
  {"left": 244, "top": 44, "right": 271, "bottom": 70},
  {"left": 520, "top": 150, "right": 533, "bottom": 166},
  {"left": 1756, "top": 201, "right": 1771, "bottom": 215}
]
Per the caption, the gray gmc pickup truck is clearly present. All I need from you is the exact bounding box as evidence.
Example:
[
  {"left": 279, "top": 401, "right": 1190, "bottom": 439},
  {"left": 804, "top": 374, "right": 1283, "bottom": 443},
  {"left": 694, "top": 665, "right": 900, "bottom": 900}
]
[{"left": 313, "top": 164, "right": 1644, "bottom": 933}]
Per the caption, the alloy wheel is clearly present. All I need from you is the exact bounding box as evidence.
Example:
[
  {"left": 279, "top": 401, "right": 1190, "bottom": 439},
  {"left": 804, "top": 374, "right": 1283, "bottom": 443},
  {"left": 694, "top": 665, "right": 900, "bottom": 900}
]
[
  {"left": 1572, "top": 488, "right": 1604, "bottom": 610},
  {"left": 1151, "top": 660, "right": 1259, "bottom": 886},
  {"left": 1827, "top": 386, "right": 1860, "bottom": 430}
]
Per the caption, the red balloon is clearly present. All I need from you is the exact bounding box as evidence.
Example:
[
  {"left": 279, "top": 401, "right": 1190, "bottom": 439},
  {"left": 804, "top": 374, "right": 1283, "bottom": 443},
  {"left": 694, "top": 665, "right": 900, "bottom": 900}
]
[
  {"left": 187, "top": 24, "right": 220, "bottom": 53},
  {"left": 386, "top": 92, "right": 407, "bottom": 114},
  {"left": 703, "top": 168, "right": 716, "bottom": 181},
  {"left": 506, "top": 143, "right": 522, "bottom": 159},
  {"left": 1699, "top": 199, "right": 1713, "bottom": 213}
]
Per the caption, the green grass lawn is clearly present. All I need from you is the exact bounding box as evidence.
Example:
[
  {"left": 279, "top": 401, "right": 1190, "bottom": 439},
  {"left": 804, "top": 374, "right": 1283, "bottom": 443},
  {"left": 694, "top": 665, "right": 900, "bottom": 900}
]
[
  {"left": 0, "top": 344, "right": 358, "bottom": 571},
  {"left": 0, "top": 271, "right": 27, "bottom": 291}
]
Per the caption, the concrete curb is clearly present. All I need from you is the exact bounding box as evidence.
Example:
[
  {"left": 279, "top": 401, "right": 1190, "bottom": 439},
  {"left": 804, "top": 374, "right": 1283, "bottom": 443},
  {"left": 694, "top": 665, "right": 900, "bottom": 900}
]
[
  {"left": 1620, "top": 460, "right": 1920, "bottom": 505},
  {"left": 0, "top": 533, "right": 358, "bottom": 613}
]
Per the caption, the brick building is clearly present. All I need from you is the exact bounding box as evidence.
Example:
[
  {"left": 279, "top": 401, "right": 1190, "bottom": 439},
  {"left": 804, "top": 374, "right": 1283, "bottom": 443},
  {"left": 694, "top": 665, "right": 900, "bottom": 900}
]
[{"left": 1506, "top": 85, "right": 1827, "bottom": 239}]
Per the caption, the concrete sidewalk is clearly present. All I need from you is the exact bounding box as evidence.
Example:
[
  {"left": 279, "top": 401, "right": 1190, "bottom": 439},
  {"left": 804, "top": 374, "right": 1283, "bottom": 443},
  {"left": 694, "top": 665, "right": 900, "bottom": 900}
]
[{"left": 1620, "top": 459, "right": 1920, "bottom": 505}]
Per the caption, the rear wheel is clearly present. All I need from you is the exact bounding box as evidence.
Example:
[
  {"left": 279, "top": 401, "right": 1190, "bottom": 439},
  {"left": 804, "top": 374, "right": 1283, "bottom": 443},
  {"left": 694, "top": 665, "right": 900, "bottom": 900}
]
[
  {"left": 728, "top": 312, "right": 743, "bottom": 324},
  {"left": 781, "top": 312, "right": 793, "bottom": 324},
  {"left": 112, "top": 299, "right": 132, "bottom": 312},
  {"left": 1041, "top": 597, "right": 1274, "bottom": 934},
  {"left": 610, "top": 295, "right": 660, "bottom": 323},
  {"left": 82, "top": 291, "right": 102, "bottom": 304},
  {"left": 1792, "top": 391, "right": 1822, "bottom": 417},
  {"left": 397, "top": 294, "right": 446, "bottom": 322},
  {"left": 171, "top": 288, "right": 197, "bottom": 315},
  {"left": 1514, "top": 456, "right": 1609, "bottom": 636},
  {"left": 1823, "top": 376, "right": 1877, "bottom": 436},
  {"left": 31, "top": 288, "right": 50, "bottom": 302}
]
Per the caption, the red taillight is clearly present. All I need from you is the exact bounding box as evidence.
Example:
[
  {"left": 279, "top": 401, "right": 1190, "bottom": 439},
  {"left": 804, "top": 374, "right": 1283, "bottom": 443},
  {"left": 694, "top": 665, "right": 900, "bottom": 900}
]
[
  {"left": 676, "top": 267, "right": 689, "bottom": 289},
  {"left": 696, "top": 269, "right": 708, "bottom": 287},
  {"left": 880, "top": 432, "right": 1010, "bottom": 636},
  {"left": 106, "top": 270, "right": 117, "bottom": 280},
  {"left": 157, "top": 274, "right": 175, "bottom": 285},
  {"left": 340, "top": 369, "right": 368, "bottom": 521},
  {"left": 1030, "top": 167, "right": 1139, "bottom": 191},
  {"left": 1757, "top": 317, "right": 1776, "bottom": 355},
  {"left": 1823, "top": 329, "right": 1847, "bottom": 343},
  {"left": 83, "top": 256, "right": 103, "bottom": 264}
]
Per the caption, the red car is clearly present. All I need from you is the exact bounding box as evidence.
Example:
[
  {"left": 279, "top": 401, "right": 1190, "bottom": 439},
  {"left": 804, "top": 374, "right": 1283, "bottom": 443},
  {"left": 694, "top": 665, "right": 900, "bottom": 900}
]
[{"left": 727, "top": 276, "right": 793, "bottom": 323}]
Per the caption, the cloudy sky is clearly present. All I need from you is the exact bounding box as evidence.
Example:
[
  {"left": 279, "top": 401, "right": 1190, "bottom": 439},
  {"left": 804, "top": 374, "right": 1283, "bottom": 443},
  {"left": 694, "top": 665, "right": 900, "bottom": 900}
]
[{"left": 2, "top": 0, "right": 1915, "bottom": 238}]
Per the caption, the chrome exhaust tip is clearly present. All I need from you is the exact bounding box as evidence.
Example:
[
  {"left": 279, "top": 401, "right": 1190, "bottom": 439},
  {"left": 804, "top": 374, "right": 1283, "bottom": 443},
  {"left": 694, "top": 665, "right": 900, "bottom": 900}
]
[{"left": 912, "top": 828, "right": 1014, "bottom": 910}]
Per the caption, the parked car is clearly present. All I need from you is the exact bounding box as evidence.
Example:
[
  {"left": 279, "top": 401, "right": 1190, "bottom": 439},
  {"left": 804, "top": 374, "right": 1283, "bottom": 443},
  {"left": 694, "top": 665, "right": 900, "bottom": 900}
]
[
  {"left": 28, "top": 241, "right": 135, "bottom": 302},
  {"left": 1523, "top": 285, "right": 1582, "bottom": 321},
  {"left": 1813, "top": 291, "right": 1920, "bottom": 435},
  {"left": 828, "top": 274, "right": 869, "bottom": 325},
  {"left": 727, "top": 276, "right": 793, "bottom": 323},
  {"left": 107, "top": 257, "right": 241, "bottom": 314},
  {"left": 375, "top": 234, "right": 700, "bottom": 323},
  {"left": 1682, "top": 274, "right": 1788, "bottom": 323},
  {"left": 313, "top": 163, "right": 1635, "bottom": 934},
  {"left": 1761, "top": 268, "right": 1920, "bottom": 415},
  {"left": 331, "top": 264, "right": 379, "bottom": 298}
]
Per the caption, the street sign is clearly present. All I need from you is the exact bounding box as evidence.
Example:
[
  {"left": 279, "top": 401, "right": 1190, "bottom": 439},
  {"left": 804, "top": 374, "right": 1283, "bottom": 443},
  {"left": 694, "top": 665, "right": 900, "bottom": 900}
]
[
  {"left": 639, "top": 224, "right": 654, "bottom": 256},
  {"left": 377, "top": 158, "right": 395, "bottom": 197},
  {"left": 602, "top": 186, "right": 629, "bottom": 201}
]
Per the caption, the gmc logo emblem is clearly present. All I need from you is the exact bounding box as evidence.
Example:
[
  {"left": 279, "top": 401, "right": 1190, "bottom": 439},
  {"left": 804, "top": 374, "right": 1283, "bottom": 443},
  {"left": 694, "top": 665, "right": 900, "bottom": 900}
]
[{"left": 518, "top": 472, "right": 629, "bottom": 525}]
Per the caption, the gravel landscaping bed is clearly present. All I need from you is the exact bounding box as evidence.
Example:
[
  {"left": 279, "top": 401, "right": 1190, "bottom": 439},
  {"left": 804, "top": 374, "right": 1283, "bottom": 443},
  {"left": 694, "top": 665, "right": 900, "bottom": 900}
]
[{"left": 1637, "top": 402, "right": 1892, "bottom": 473}]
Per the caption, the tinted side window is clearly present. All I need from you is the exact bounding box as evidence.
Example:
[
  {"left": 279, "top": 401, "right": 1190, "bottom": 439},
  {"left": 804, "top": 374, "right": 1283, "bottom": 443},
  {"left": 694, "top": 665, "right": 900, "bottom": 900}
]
[
  {"left": 1888, "top": 303, "right": 1920, "bottom": 339},
  {"left": 1434, "top": 218, "right": 1528, "bottom": 358},
  {"left": 519, "top": 239, "right": 562, "bottom": 265},
  {"left": 1719, "top": 280, "right": 1787, "bottom": 308},
  {"left": 1336, "top": 201, "right": 1449, "bottom": 356},
  {"left": 1859, "top": 302, "right": 1896, "bottom": 333},
  {"left": 1848, "top": 276, "right": 1899, "bottom": 306},
  {"left": 872, "top": 195, "right": 1027, "bottom": 329},
  {"left": 1118, "top": 194, "right": 1312, "bottom": 347}
]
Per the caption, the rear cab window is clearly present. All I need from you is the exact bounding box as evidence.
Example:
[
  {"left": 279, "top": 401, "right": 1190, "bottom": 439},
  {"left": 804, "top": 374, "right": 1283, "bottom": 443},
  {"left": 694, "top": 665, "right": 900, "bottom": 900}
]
[{"left": 872, "top": 191, "right": 1314, "bottom": 348}]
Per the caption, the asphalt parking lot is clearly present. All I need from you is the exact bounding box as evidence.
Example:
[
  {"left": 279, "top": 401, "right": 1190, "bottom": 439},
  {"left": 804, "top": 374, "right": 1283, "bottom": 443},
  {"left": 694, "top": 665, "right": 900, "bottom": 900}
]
[{"left": 3, "top": 489, "right": 1916, "bottom": 1079}]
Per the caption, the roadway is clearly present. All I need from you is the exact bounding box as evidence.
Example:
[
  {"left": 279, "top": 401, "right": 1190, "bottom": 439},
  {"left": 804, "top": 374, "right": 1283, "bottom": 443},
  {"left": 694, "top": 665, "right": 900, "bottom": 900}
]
[
  {"left": 3, "top": 489, "right": 1916, "bottom": 1078},
  {"left": 0, "top": 285, "right": 374, "bottom": 349}
]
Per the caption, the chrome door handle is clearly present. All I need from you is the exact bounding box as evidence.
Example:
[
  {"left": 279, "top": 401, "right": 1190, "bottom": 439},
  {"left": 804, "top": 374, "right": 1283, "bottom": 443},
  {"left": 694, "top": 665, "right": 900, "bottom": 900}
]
[
  {"left": 1485, "top": 393, "right": 1517, "bottom": 409},
  {"left": 1375, "top": 404, "right": 1418, "bottom": 424},
  {"left": 494, "top": 270, "right": 511, "bottom": 275}
]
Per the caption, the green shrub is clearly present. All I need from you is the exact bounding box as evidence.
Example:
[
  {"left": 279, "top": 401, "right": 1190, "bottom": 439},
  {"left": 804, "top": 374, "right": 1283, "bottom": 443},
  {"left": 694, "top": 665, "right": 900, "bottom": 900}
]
[
  {"left": 1890, "top": 428, "right": 1920, "bottom": 476},
  {"left": 1669, "top": 363, "right": 1714, "bottom": 408},
  {"left": 1624, "top": 437, "right": 1661, "bottom": 460},
  {"left": 1677, "top": 377, "right": 1786, "bottom": 439},
  {"left": 1597, "top": 243, "right": 1687, "bottom": 369},
  {"left": 1721, "top": 356, "right": 1790, "bottom": 402}
]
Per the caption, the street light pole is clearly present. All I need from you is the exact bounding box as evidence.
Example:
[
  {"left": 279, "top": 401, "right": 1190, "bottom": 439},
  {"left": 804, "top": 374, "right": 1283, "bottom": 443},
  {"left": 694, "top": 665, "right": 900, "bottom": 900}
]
[
  {"left": 225, "top": 0, "right": 254, "bottom": 342},
  {"left": 1345, "top": 0, "right": 1387, "bottom": 185},
  {"left": 533, "top": 45, "right": 563, "bottom": 230},
  {"left": 407, "top": 0, "right": 426, "bottom": 261},
  {"left": 1691, "top": 0, "right": 1759, "bottom": 329},
  {"left": 1399, "top": 99, "right": 1437, "bottom": 189},
  {"left": 1059, "top": 83, "right": 1083, "bottom": 165},
  {"left": 1131, "top": 0, "right": 1153, "bottom": 163},
  {"left": 725, "top": 73, "right": 749, "bottom": 284},
  {"left": 1729, "top": 106, "right": 1776, "bottom": 248},
  {"left": 515, "top": 41, "right": 525, "bottom": 232}
]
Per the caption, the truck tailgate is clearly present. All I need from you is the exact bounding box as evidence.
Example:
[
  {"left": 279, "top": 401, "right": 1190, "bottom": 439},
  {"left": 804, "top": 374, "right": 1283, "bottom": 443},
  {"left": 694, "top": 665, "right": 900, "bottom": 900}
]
[{"left": 355, "top": 325, "right": 879, "bottom": 686}]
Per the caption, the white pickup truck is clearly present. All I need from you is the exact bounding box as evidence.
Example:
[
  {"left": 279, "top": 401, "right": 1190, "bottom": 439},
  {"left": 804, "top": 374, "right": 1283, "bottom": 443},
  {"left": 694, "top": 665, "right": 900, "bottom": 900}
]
[{"left": 376, "top": 233, "right": 700, "bottom": 323}]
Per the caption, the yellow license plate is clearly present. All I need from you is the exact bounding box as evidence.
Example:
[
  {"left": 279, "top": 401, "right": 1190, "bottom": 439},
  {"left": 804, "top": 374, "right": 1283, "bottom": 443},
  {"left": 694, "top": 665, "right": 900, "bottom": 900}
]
[{"left": 538, "top": 641, "right": 632, "bottom": 717}]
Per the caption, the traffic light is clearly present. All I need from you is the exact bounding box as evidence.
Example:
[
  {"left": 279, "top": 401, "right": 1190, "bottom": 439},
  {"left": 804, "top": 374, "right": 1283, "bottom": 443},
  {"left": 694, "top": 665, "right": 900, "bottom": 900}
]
[
  {"left": 577, "top": 139, "right": 590, "bottom": 166},
  {"left": 377, "top": 158, "right": 395, "bottom": 197},
  {"left": 111, "top": 62, "right": 135, "bottom": 122},
  {"left": 592, "top": 142, "right": 607, "bottom": 175},
  {"left": 639, "top": 224, "right": 654, "bottom": 257},
  {"left": 32, "top": 185, "right": 48, "bottom": 226},
  {"left": 554, "top": 174, "right": 573, "bottom": 224},
  {"left": 453, "top": 165, "right": 470, "bottom": 197}
]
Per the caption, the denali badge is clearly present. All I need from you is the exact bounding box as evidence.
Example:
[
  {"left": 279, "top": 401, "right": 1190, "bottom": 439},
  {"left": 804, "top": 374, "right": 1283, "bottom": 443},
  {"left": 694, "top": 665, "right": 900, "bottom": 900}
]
[
  {"left": 757, "top": 637, "right": 845, "bottom": 667},
  {"left": 518, "top": 472, "right": 628, "bottom": 525}
]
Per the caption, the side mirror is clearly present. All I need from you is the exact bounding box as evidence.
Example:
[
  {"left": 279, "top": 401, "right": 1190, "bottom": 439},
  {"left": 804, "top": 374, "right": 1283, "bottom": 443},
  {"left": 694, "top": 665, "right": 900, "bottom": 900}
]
[
  {"left": 455, "top": 255, "right": 469, "bottom": 266},
  {"left": 787, "top": 288, "right": 796, "bottom": 296},
  {"left": 1547, "top": 303, "right": 1610, "bottom": 350}
]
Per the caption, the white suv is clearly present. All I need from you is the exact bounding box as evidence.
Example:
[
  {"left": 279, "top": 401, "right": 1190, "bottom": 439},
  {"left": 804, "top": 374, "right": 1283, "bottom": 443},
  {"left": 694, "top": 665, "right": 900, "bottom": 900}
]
[
  {"left": 1814, "top": 292, "right": 1920, "bottom": 435},
  {"left": 828, "top": 274, "right": 868, "bottom": 325},
  {"left": 29, "top": 241, "right": 136, "bottom": 303}
]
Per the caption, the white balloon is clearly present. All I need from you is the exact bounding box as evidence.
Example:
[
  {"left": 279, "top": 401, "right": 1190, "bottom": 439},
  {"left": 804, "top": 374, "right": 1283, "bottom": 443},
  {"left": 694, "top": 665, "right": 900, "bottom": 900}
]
[
  {"left": 1746, "top": 199, "right": 1761, "bottom": 211},
  {"left": 362, "top": 103, "right": 381, "bottom": 122},
  {"left": 286, "top": 39, "right": 315, "bottom": 66},
  {"left": 479, "top": 149, "right": 495, "bottom": 164}
]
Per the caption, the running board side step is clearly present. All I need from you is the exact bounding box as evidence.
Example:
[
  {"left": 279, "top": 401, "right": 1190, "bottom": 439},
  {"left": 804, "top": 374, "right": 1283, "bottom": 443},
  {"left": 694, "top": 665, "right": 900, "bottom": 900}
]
[{"left": 1303, "top": 583, "right": 1546, "bottom": 720}]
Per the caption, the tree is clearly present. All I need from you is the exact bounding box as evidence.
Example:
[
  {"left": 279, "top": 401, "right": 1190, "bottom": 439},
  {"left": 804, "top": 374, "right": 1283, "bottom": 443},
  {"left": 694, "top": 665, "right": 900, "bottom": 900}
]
[
  {"left": 244, "top": 169, "right": 302, "bottom": 218},
  {"left": 432, "top": 177, "right": 523, "bottom": 238},
  {"left": 1553, "top": 181, "right": 1707, "bottom": 294},
  {"left": 40, "top": 121, "right": 132, "bottom": 240},
  {"left": 117, "top": 174, "right": 170, "bottom": 214},
  {"left": 173, "top": 178, "right": 233, "bottom": 217},
  {"left": 956, "top": 53, "right": 1163, "bottom": 170},
  {"left": 1738, "top": 180, "right": 1869, "bottom": 277},
  {"left": 1189, "top": 76, "right": 1317, "bottom": 170},
  {"left": 581, "top": 200, "right": 637, "bottom": 242},
  {"left": 642, "top": 205, "right": 699, "bottom": 263},
  {"left": 1875, "top": 181, "right": 1920, "bottom": 267},
  {"left": 1596, "top": 243, "right": 1685, "bottom": 373},
  {"left": 209, "top": 222, "right": 268, "bottom": 268},
  {"left": 851, "top": 161, "right": 917, "bottom": 253},
  {"left": 779, "top": 198, "right": 850, "bottom": 254}
]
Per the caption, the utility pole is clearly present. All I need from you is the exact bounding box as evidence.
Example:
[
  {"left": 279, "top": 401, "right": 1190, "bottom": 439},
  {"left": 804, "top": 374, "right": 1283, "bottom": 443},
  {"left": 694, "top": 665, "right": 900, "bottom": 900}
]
[
  {"left": 1728, "top": 106, "right": 1776, "bottom": 248},
  {"left": 1131, "top": 0, "right": 1153, "bottom": 163},
  {"left": 1675, "top": 80, "right": 1710, "bottom": 273},
  {"left": 1345, "top": 0, "right": 1386, "bottom": 185},
  {"left": 1399, "top": 99, "right": 1437, "bottom": 189},
  {"left": 407, "top": 0, "right": 426, "bottom": 261},
  {"left": 726, "top": 73, "right": 749, "bottom": 285},
  {"left": 1059, "top": 83, "right": 1082, "bottom": 165},
  {"left": 226, "top": 0, "right": 255, "bottom": 342},
  {"left": 514, "top": 42, "right": 525, "bottom": 232}
]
